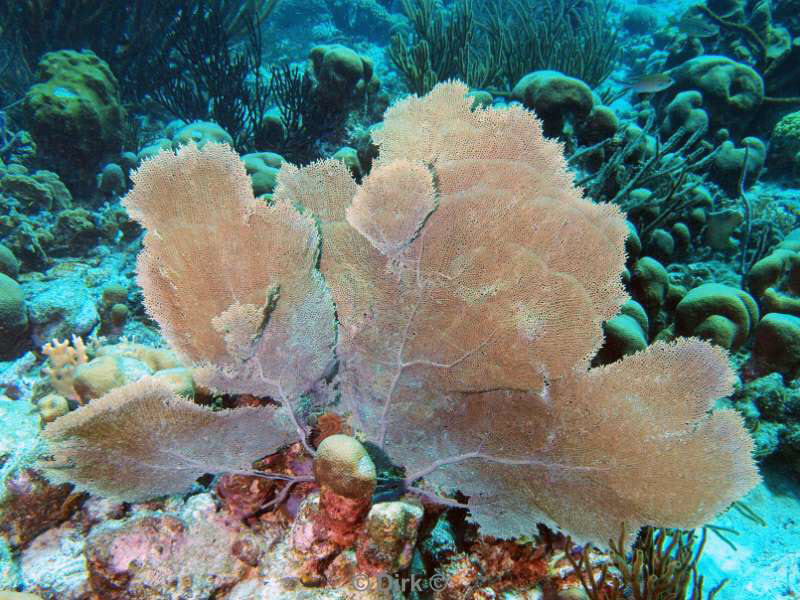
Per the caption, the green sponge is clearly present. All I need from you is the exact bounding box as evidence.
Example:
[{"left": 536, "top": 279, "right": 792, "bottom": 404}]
[
  {"left": 0, "top": 273, "right": 28, "bottom": 358},
  {"left": 675, "top": 282, "right": 758, "bottom": 350},
  {"left": 754, "top": 312, "right": 800, "bottom": 381}
]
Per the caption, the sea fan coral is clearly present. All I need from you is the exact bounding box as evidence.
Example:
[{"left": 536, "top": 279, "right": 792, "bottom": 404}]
[
  {"left": 122, "top": 141, "right": 337, "bottom": 412},
  {"left": 40, "top": 377, "right": 295, "bottom": 501},
  {"left": 40, "top": 81, "right": 759, "bottom": 548},
  {"left": 274, "top": 81, "right": 759, "bottom": 546}
]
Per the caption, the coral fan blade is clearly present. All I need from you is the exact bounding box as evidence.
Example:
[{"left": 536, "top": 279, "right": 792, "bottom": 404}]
[
  {"left": 279, "top": 82, "right": 759, "bottom": 547},
  {"left": 123, "top": 142, "right": 336, "bottom": 401},
  {"left": 38, "top": 378, "right": 295, "bottom": 501}
]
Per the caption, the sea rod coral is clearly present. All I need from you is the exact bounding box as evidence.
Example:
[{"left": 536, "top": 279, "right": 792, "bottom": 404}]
[{"left": 38, "top": 81, "right": 759, "bottom": 549}]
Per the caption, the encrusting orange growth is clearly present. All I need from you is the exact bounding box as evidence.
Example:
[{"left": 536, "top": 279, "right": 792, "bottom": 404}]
[
  {"left": 40, "top": 81, "right": 759, "bottom": 549},
  {"left": 41, "top": 335, "right": 88, "bottom": 402}
]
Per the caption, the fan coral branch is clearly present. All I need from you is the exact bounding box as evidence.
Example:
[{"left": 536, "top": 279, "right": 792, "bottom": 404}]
[
  {"left": 45, "top": 82, "right": 758, "bottom": 550},
  {"left": 122, "top": 142, "right": 337, "bottom": 405},
  {"left": 38, "top": 377, "right": 296, "bottom": 501},
  {"left": 277, "top": 81, "right": 759, "bottom": 547}
]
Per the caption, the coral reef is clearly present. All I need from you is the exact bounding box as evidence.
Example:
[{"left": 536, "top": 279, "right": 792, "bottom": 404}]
[
  {"left": 0, "top": 469, "right": 84, "bottom": 554},
  {"left": 3, "top": 0, "right": 800, "bottom": 596},
  {"left": 23, "top": 50, "right": 125, "bottom": 172}
]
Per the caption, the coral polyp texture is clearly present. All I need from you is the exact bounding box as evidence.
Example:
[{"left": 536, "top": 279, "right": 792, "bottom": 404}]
[
  {"left": 41, "top": 82, "right": 759, "bottom": 548},
  {"left": 41, "top": 377, "right": 295, "bottom": 501},
  {"left": 122, "top": 141, "right": 337, "bottom": 405}
]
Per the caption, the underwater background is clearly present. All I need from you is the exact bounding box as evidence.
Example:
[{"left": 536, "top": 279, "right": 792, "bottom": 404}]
[{"left": 0, "top": 0, "right": 799, "bottom": 598}]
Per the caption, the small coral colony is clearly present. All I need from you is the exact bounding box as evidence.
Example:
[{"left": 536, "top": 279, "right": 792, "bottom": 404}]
[{"left": 0, "top": 0, "right": 799, "bottom": 598}]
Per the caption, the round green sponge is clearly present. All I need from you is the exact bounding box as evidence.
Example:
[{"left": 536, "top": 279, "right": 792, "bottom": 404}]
[
  {"left": 754, "top": 312, "right": 800, "bottom": 381},
  {"left": 675, "top": 282, "right": 758, "bottom": 350},
  {"left": 0, "top": 273, "right": 28, "bottom": 358}
]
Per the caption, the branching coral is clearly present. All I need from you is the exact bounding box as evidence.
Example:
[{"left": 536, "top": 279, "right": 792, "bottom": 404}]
[
  {"left": 39, "top": 82, "right": 759, "bottom": 549},
  {"left": 389, "top": 0, "right": 619, "bottom": 95},
  {"left": 267, "top": 63, "right": 348, "bottom": 162},
  {"left": 149, "top": 1, "right": 274, "bottom": 151},
  {"left": 566, "top": 525, "right": 725, "bottom": 600},
  {"left": 0, "top": 0, "right": 177, "bottom": 103},
  {"left": 389, "top": 0, "right": 500, "bottom": 95},
  {"left": 41, "top": 335, "right": 88, "bottom": 402},
  {"left": 483, "top": 0, "right": 620, "bottom": 89},
  {"left": 0, "top": 0, "right": 279, "bottom": 129}
]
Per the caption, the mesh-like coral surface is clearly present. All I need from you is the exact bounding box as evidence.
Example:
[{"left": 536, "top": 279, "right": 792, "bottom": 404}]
[{"left": 41, "top": 82, "right": 759, "bottom": 547}]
